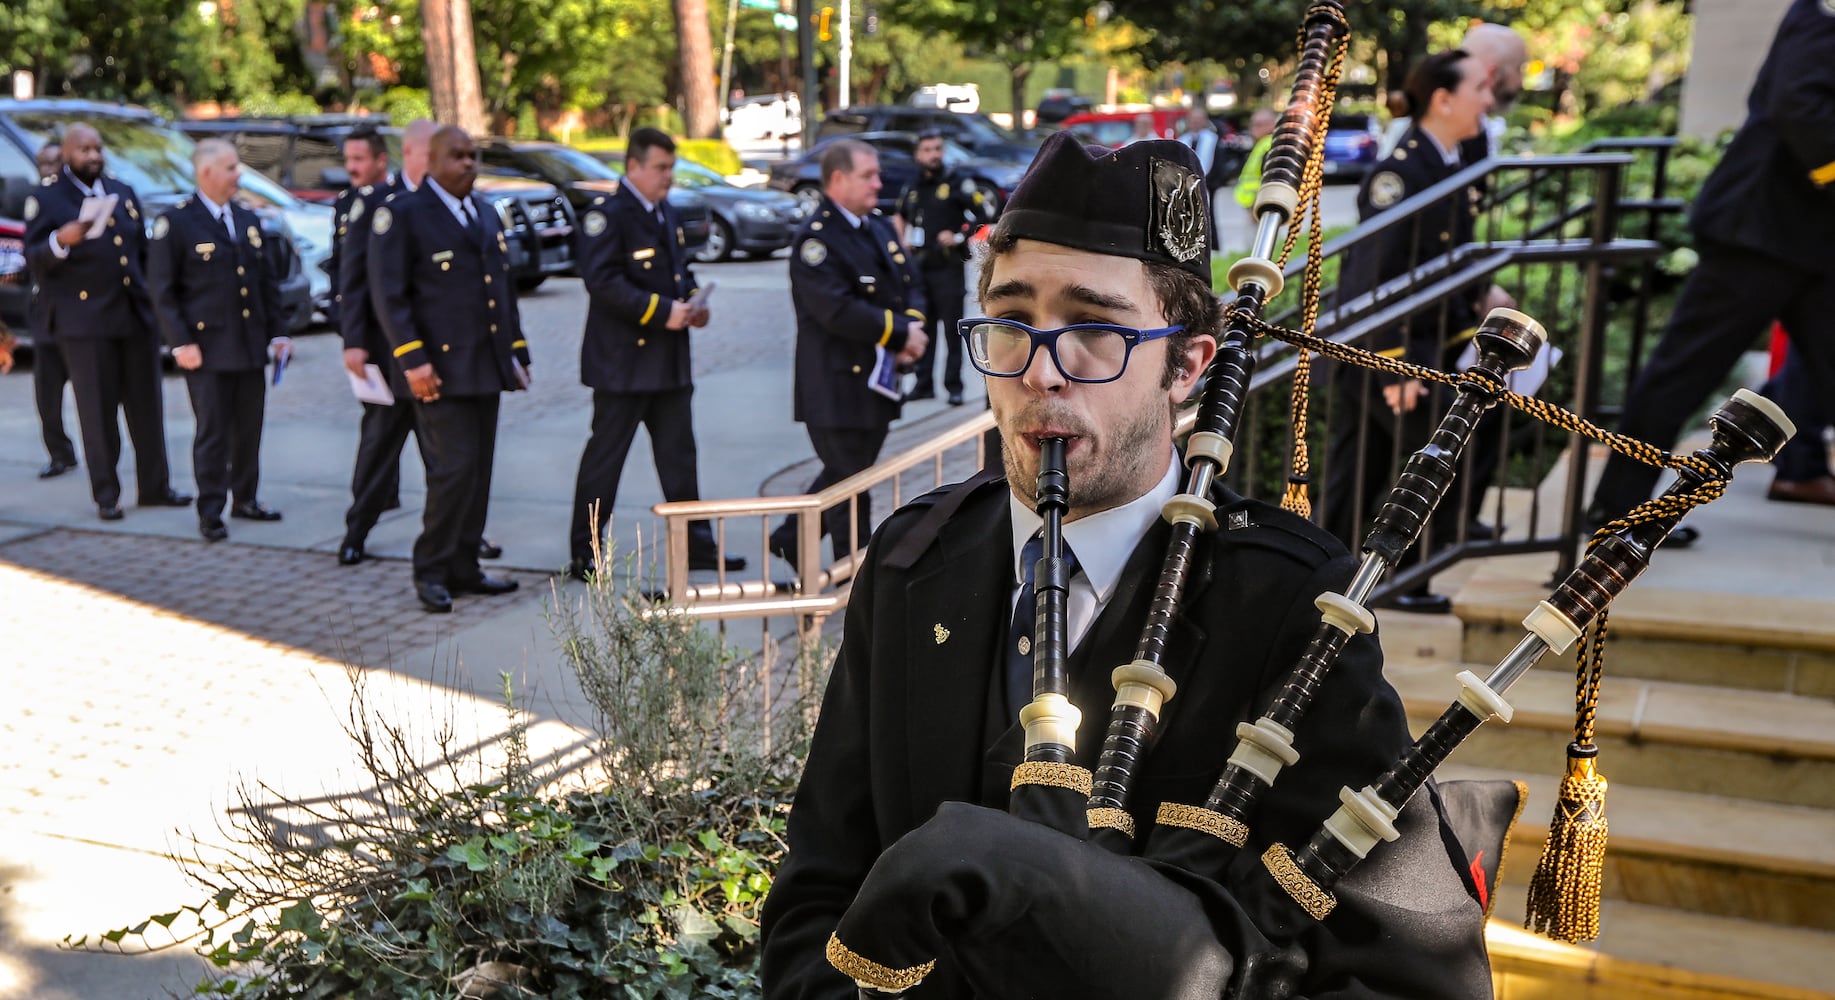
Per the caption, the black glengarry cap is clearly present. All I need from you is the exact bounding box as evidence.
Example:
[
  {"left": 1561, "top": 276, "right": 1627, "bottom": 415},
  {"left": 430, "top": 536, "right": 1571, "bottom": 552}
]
[{"left": 996, "top": 130, "right": 1212, "bottom": 281}]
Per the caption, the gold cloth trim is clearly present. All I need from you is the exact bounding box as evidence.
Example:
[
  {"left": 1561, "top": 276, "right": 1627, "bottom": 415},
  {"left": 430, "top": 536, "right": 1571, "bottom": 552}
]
[
  {"left": 825, "top": 933, "right": 935, "bottom": 991},
  {"left": 1010, "top": 761, "right": 1092, "bottom": 796},
  {"left": 639, "top": 293, "right": 660, "bottom": 325},
  {"left": 1155, "top": 802, "right": 1249, "bottom": 848},
  {"left": 1263, "top": 844, "right": 1336, "bottom": 920},
  {"left": 1087, "top": 807, "right": 1136, "bottom": 839},
  {"left": 392, "top": 340, "right": 423, "bottom": 359}
]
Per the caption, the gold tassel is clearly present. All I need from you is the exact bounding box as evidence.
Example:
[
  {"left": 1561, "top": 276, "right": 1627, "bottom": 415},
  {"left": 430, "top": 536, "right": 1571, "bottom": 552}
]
[{"left": 1524, "top": 745, "right": 1608, "bottom": 942}]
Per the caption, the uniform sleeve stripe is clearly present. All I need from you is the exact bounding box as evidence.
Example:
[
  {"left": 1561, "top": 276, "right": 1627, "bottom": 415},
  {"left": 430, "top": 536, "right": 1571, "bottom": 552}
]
[
  {"left": 393, "top": 340, "right": 424, "bottom": 358},
  {"left": 879, "top": 310, "right": 895, "bottom": 347},
  {"left": 511, "top": 339, "right": 528, "bottom": 349},
  {"left": 904, "top": 308, "right": 925, "bottom": 323},
  {"left": 639, "top": 294, "right": 660, "bottom": 325},
  {"left": 1811, "top": 160, "right": 1835, "bottom": 187}
]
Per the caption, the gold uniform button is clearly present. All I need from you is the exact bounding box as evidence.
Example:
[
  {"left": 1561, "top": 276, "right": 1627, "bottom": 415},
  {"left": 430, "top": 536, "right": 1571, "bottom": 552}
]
[
  {"left": 484, "top": 275, "right": 492, "bottom": 284},
  {"left": 487, "top": 299, "right": 496, "bottom": 308},
  {"left": 636, "top": 338, "right": 646, "bottom": 346},
  {"left": 240, "top": 287, "right": 249, "bottom": 297},
  {"left": 79, "top": 290, "right": 88, "bottom": 300},
  {"left": 851, "top": 364, "right": 862, "bottom": 374},
  {"left": 196, "top": 321, "right": 205, "bottom": 331},
  {"left": 242, "top": 309, "right": 250, "bottom": 318},
  {"left": 113, "top": 235, "right": 123, "bottom": 246},
  {"left": 440, "top": 261, "right": 450, "bottom": 271},
  {"left": 490, "top": 324, "right": 498, "bottom": 332},
  {"left": 1439, "top": 231, "right": 1451, "bottom": 242},
  {"left": 237, "top": 266, "right": 245, "bottom": 276},
  {"left": 118, "top": 255, "right": 128, "bottom": 266},
  {"left": 442, "top": 344, "right": 451, "bottom": 352}
]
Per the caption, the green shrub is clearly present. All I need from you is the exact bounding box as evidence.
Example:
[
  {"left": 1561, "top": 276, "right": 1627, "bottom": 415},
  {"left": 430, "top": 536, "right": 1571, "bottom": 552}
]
[
  {"left": 239, "top": 92, "right": 322, "bottom": 117},
  {"left": 77, "top": 557, "right": 820, "bottom": 999}
]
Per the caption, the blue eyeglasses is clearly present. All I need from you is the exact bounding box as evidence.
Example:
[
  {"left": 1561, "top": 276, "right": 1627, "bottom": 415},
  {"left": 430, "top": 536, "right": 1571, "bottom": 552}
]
[{"left": 958, "top": 318, "right": 1183, "bottom": 384}]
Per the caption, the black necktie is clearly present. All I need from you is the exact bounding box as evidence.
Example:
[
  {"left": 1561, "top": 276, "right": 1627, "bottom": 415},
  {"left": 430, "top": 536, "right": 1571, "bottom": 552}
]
[
  {"left": 1006, "top": 534, "right": 1081, "bottom": 717},
  {"left": 461, "top": 199, "right": 479, "bottom": 237},
  {"left": 221, "top": 208, "right": 235, "bottom": 241}
]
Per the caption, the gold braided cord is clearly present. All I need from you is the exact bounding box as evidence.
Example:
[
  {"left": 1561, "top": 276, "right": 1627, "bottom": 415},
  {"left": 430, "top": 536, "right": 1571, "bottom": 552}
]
[
  {"left": 1263, "top": 844, "right": 1338, "bottom": 920},
  {"left": 1087, "top": 806, "right": 1137, "bottom": 839},
  {"left": 1155, "top": 802, "right": 1251, "bottom": 848},
  {"left": 1275, "top": 6, "right": 1351, "bottom": 520},
  {"left": 1010, "top": 761, "right": 1093, "bottom": 796},
  {"left": 825, "top": 934, "right": 936, "bottom": 992}
]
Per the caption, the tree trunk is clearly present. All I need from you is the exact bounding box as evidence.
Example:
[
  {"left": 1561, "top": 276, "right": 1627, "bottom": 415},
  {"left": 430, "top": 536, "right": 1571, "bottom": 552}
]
[
  {"left": 1008, "top": 61, "right": 1032, "bottom": 133},
  {"left": 420, "top": 0, "right": 486, "bottom": 133},
  {"left": 674, "top": 0, "right": 720, "bottom": 138}
]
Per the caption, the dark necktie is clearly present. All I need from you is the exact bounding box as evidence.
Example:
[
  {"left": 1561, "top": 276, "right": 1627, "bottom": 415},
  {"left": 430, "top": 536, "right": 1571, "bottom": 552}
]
[
  {"left": 221, "top": 207, "right": 236, "bottom": 242},
  {"left": 1005, "top": 534, "right": 1081, "bottom": 717},
  {"left": 461, "top": 198, "right": 479, "bottom": 237}
]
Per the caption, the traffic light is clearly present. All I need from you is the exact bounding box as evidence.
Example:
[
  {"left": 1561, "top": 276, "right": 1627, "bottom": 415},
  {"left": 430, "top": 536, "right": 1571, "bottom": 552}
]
[
  {"left": 818, "top": 5, "right": 833, "bottom": 41},
  {"left": 864, "top": 3, "right": 878, "bottom": 35}
]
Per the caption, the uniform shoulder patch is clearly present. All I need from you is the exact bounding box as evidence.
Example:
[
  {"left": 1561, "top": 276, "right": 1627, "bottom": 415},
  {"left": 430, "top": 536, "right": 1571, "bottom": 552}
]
[
  {"left": 1369, "top": 171, "right": 1405, "bottom": 209},
  {"left": 799, "top": 238, "right": 827, "bottom": 266},
  {"left": 22, "top": 196, "right": 36, "bottom": 221},
  {"left": 152, "top": 215, "right": 169, "bottom": 240},
  {"left": 372, "top": 205, "right": 393, "bottom": 235},
  {"left": 349, "top": 197, "right": 365, "bottom": 223},
  {"left": 583, "top": 210, "right": 607, "bottom": 237}
]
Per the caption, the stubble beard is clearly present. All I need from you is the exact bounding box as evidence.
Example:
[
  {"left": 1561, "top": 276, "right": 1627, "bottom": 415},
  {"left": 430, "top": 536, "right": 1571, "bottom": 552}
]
[{"left": 1000, "top": 398, "right": 1170, "bottom": 519}]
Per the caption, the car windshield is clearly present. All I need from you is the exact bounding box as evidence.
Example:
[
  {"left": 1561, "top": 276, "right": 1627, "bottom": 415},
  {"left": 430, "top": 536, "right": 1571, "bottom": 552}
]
[
  {"left": 670, "top": 159, "right": 732, "bottom": 190},
  {"left": 521, "top": 146, "right": 619, "bottom": 184},
  {"left": 9, "top": 111, "right": 194, "bottom": 196},
  {"left": 237, "top": 169, "right": 303, "bottom": 209},
  {"left": 960, "top": 115, "right": 1017, "bottom": 145}
]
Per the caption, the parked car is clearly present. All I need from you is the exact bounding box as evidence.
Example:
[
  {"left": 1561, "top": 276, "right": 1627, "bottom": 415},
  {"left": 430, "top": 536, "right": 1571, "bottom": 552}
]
[
  {"left": 1034, "top": 91, "right": 1095, "bottom": 127},
  {"left": 473, "top": 138, "right": 711, "bottom": 262},
  {"left": 1321, "top": 112, "right": 1382, "bottom": 181},
  {"left": 180, "top": 116, "right": 578, "bottom": 290},
  {"left": 724, "top": 92, "right": 802, "bottom": 142},
  {"left": 815, "top": 105, "right": 1041, "bottom": 161},
  {"left": 767, "top": 131, "right": 1029, "bottom": 218},
  {"left": 0, "top": 99, "right": 313, "bottom": 332},
  {"left": 908, "top": 84, "right": 980, "bottom": 114},
  {"left": 0, "top": 215, "right": 26, "bottom": 342},
  {"left": 588, "top": 150, "right": 798, "bottom": 263},
  {"left": 1060, "top": 108, "right": 1188, "bottom": 148}
]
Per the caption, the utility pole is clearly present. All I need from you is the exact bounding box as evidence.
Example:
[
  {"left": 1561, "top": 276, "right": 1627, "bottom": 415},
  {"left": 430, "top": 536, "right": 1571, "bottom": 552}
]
[
  {"left": 718, "top": 0, "right": 741, "bottom": 131},
  {"left": 837, "top": 0, "right": 851, "bottom": 109},
  {"left": 798, "top": 0, "right": 818, "bottom": 147}
]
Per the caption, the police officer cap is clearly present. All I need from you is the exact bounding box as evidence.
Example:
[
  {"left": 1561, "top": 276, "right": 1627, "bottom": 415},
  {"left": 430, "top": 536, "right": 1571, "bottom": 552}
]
[{"left": 996, "top": 130, "right": 1213, "bottom": 281}]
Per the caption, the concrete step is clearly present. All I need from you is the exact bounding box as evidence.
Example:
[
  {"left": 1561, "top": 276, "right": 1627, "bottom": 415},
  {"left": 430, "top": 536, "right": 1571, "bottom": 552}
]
[
  {"left": 1440, "top": 764, "right": 1835, "bottom": 931},
  {"left": 1452, "top": 555, "right": 1835, "bottom": 699},
  {"left": 1389, "top": 660, "right": 1835, "bottom": 810},
  {"left": 1485, "top": 883, "right": 1835, "bottom": 1000}
]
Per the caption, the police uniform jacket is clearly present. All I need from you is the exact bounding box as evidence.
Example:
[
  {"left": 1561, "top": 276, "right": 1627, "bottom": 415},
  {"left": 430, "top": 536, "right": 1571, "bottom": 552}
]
[
  {"left": 146, "top": 197, "right": 286, "bottom": 372},
  {"left": 366, "top": 182, "right": 530, "bottom": 398},
  {"left": 894, "top": 167, "right": 990, "bottom": 272},
  {"left": 327, "top": 181, "right": 377, "bottom": 331},
  {"left": 790, "top": 197, "right": 928, "bottom": 429},
  {"left": 1337, "top": 125, "right": 1479, "bottom": 382},
  {"left": 23, "top": 172, "right": 156, "bottom": 341},
  {"left": 333, "top": 180, "right": 409, "bottom": 394},
  {"left": 1690, "top": 0, "right": 1835, "bottom": 269},
  {"left": 760, "top": 475, "right": 1492, "bottom": 999},
  {"left": 575, "top": 182, "right": 697, "bottom": 393}
]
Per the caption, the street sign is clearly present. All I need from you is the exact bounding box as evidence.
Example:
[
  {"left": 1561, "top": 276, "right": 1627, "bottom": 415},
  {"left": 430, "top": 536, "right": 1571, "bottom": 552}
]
[
  {"left": 773, "top": 12, "right": 797, "bottom": 29},
  {"left": 738, "top": 0, "right": 777, "bottom": 8}
]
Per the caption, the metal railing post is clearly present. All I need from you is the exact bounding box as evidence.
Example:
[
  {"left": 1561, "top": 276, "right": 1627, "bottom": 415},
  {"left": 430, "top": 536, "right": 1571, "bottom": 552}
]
[{"left": 1556, "top": 158, "right": 1626, "bottom": 579}]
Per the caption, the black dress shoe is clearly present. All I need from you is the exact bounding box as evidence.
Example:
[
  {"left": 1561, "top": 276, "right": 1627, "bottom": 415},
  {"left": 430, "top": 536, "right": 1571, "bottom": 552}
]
[
  {"left": 140, "top": 488, "right": 194, "bottom": 508},
  {"left": 689, "top": 550, "right": 748, "bottom": 572},
  {"left": 947, "top": 391, "right": 965, "bottom": 406},
  {"left": 383, "top": 496, "right": 402, "bottom": 512},
  {"left": 337, "top": 540, "right": 365, "bottom": 565},
  {"left": 199, "top": 520, "right": 229, "bottom": 543},
  {"left": 767, "top": 533, "right": 799, "bottom": 571},
  {"left": 97, "top": 504, "right": 125, "bottom": 522},
  {"left": 38, "top": 459, "right": 76, "bottom": 479},
  {"left": 417, "top": 582, "right": 453, "bottom": 613},
  {"left": 565, "top": 558, "right": 595, "bottom": 582},
  {"left": 1465, "top": 519, "right": 1498, "bottom": 542},
  {"left": 478, "top": 539, "right": 503, "bottom": 560},
  {"left": 1392, "top": 591, "right": 1453, "bottom": 614},
  {"left": 230, "top": 501, "right": 282, "bottom": 521},
  {"left": 450, "top": 574, "right": 519, "bottom": 596}
]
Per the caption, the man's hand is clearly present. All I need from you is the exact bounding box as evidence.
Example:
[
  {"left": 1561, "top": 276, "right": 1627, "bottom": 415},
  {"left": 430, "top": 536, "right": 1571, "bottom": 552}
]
[
  {"left": 55, "top": 221, "right": 88, "bottom": 249},
  {"left": 271, "top": 338, "right": 292, "bottom": 366},
  {"left": 343, "top": 347, "right": 369, "bottom": 378},
  {"left": 936, "top": 230, "right": 959, "bottom": 248},
  {"left": 173, "top": 344, "right": 204, "bottom": 371},
  {"left": 1382, "top": 378, "right": 1429, "bottom": 414},
  {"left": 665, "top": 300, "right": 693, "bottom": 330},
  {"left": 1478, "top": 284, "right": 1516, "bottom": 315},
  {"left": 406, "top": 363, "right": 442, "bottom": 403},
  {"left": 898, "top": 322, "right": 929, "bottom": 366},
  {"left": 689, "top": 305, "right": 711, "bottom": 329}
]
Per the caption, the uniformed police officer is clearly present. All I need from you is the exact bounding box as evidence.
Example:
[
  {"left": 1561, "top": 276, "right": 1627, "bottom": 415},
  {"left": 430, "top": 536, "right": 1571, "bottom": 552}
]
[
  {"left": 1589, "top": 0, "right": 1835, "bottom": 540},
  {"left": 894, "top": 129, "right": 990, "bottom": 406},
  {"left": 332, "top": 125, "right": 408, "bottom": 565},
  {"left": 768, "top": 138, "right": 928, "bottom": 567},
  {"left": 369, "top": 126, "right": 529, "bottom": 614},
  {"left": 1321, "top": 49, "right": 1507, "bottom": 612},
  {"left": 29, "top": 139, "right": 79, "bottom": 480},
  {"left": 146, "top": 139, "right": 289, "bottom": 542},
  {"left": 567, "top": 127, "right": 744, "bottom": 580},
  {"left": 24, "top": 123, "right": 190, "bottom": 520}
]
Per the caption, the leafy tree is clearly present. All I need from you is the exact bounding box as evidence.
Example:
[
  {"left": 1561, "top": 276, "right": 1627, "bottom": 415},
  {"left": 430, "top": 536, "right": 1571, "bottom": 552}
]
[{"left": 0, "top": 0, "right": 201, "bottom": 102}]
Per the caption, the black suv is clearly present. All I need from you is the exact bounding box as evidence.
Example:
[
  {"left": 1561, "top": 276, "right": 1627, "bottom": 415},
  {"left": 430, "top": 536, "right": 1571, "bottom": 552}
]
[
  {"left": 0, "top": 100, "right": 313, "bottom": 337},
  {"left": 474, "top": 139, "right": 712, "bottom": 256},
  {"left": 180, "top": 116, "right": 578, "bottom": 291},
  {"left": 767, "top": 131, "right": 1028, "bottom": 217},
  {"left": 815, "top": 105, "right": 1041, "bottom": 161}
]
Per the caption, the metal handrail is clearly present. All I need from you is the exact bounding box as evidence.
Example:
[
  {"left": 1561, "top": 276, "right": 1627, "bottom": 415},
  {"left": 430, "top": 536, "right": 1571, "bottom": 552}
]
[{"left": 653, "top": 149, "right": 1666, "bottom": 622}]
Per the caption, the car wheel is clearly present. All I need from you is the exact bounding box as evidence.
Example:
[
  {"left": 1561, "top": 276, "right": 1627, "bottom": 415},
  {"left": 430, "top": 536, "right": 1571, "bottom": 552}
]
[
  {"left": 792, "top": 184, "right": 823, "bottom": 214},
  {"left": 516, "top": 275, "right": 547, "bottom": 292},
  {"left": 696, "top": 217, "right": 734, "bottom": 263}
]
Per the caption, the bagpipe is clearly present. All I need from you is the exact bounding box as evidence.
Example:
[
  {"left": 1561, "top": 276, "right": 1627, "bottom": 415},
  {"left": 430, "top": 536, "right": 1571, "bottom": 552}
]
[{"left": 819, "top": 1, "right": 1797, "bottom": 995}]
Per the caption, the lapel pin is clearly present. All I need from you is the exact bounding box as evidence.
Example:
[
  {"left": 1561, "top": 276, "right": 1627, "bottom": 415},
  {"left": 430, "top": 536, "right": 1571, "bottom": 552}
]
[{"left": 933, "top": 623, "right": 950, "bottom": 645}]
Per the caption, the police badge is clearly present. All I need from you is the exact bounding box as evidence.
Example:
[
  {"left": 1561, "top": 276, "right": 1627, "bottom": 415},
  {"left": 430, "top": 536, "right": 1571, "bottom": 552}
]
[
  {"left": 1369, "top": 171, "right": 1405, "bottom": 209},
  {"left": 1148, "top": 157, "right": 1207, "bottom": 264},
  {"left": 152, "top": 215, "right": 169, "bottom": 240},
  {"left": 800, "top": 239, "right": 827, "bottom": 266},
  {"left": 583, "top": 210, "right": 607, "bottom": 237},
  {"left": 22, "top": 196, "right": 36, "bottom": 222},
  {"left": 372, "top": 206, "right": 392, "bottom": 235}
]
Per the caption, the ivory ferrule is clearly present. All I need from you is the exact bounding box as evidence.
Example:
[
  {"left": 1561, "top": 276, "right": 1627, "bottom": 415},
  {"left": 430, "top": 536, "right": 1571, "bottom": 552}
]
[
  {"left": 1314, "top": 591, "right": 1376, "bottom": 636},
  {"left": 1227, "top": 254, "right": 1285, "bottom": 300},
  {"left": 1185, "top": 430, "right": 1234, "bottom": 473},
  {"left": 1019, "top": 693, "right": 1082, "bottom": 752},
  {"left": 1161, "top": 492, "right": 1218, "bottom": 531},
  {"left": 1111, "top": 659, "right": 1177, "bottom": 714},
  {"left": 1455, "top": 670, "right": 1514, "bottom": 724},
  {"left": 1522, "top": 599, "right": 1583, "bottom": 654},
  {"left": 1322, "top": 784, "right": 1401, "bottom": 860},
  {"left": 1228, "top": 718, "right": 1300, "bottom": 786}
]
